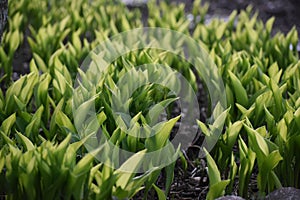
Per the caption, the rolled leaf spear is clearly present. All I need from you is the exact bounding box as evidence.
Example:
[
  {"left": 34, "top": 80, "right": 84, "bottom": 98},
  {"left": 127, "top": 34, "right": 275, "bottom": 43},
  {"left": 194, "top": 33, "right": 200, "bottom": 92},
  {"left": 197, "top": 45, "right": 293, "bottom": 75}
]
[{"left": 0, "top": 0, "right": 8, "bottom": 43}]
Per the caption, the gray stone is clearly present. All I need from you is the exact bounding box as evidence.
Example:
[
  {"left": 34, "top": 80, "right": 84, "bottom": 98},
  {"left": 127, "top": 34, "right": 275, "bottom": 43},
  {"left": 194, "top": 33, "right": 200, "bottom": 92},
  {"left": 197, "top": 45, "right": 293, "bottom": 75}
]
[
  {"left": 266, "top": 187, "right": 300, "bottom": 200},
  {"left": 215, "top": 195, "right": 245, "bottom": 200}
]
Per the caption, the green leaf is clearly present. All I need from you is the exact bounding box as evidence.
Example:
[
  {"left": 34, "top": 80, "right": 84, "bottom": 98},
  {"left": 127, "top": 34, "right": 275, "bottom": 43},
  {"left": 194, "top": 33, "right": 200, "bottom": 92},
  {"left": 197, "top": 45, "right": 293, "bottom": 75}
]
[
  {"left": 115, "top": 149, "right": 147, "bottom": 189},
  {"left": 147, "top": 97, "right": 179, "bottom": 125},
  {"left": 238, "top": 137, "right": 256, "bottom": 197},
  {"left": 72, "top": 145, "right": 103, "bottom": 176},
  {"left": 228, "top": 71, "right": 248, "bottom": 107},
  {"left": 266, "top": 17, "right": 275, "bottom": 33},
  {"left": 56, "top": 111, "right": 76, "bottom": 134},
  {"left": 73, "top": 96, "right": 97, "bottom": 130},
  {"left": 294, "top": 107, "right": 300, "bottom": 128},
  {"left": 153, "top": 184, "right": 166, "bottom": 200},
  {"left": 257, "top": 150, "right": 282, "bottom": 192},
  {"left": 236, "top": 103, "right": 255, "bottom": 118},
  {"left": 20, "top": 72, "right": 38, "bottom": 104},
  {"left": 146, "top": 116, "right": 180, "bottom": 151},
  {"left": 227, "top": 153, "right": 238, "bottom": 193},
  {"left": 25, "top": 106, "right": 44, "bottom": 138},
  {"left": 56, "top": 134, "right": 72, "bottom": 161},
  {"left": 9, "top": 30, "right": 20, "bottom": 53},
  {"left": 204, "top": 148, "right": 221, "bottom": 186},
  {"left": 0, "top": 113, "right": 16, "bottom": 136},
  {"left": 197, "top": 120, "right": 210, "bottom": 136},
  {"left": 206, "top": 180, "right": 230, "bottom": 200},
  {"left": 225, "top": 121, "right": 243, "bottom": 149},
  {"left": 216, "top": 23, "right": 227, "bottom": 40},
  {"left": 205, "top": 106, "right": 229, "bottom": 148},
  {"left": 49, "top": 99, "right": 64, "bottom": 137},
  {"left": 33, "top": 53, "right": 48, "bottom": 72},
  {"left": 164, "top": 162, "right": 175, "bottom": 194},
  {"left": 244, "top": 123, "right": 269, "bottom": 159},
  {"left": 29, "top": 59, "right": 39, "bottom": 74},
  {"left": 241, "top": 64, "right": 258, "bottom": 86},
  {"left": 0, "top": 47, "right": 8, "bottom": 64},
  {"left": 72, "top": 31, "right": 82, "bottom": 51},
  {"left": 264, "top": 105, "right": 276, "bottom": 132},
  {"left": 269, "top": 79, "right": 284, "bottom": 118},
  {"left": 17, "top": 132, "right": 34, "bottom": 151},
  {"left": 1, "top": 131, "right": 15, "bottom": 146},
  {"left": 36, "top": 73, "right": 51, "bottom": 106},
  {"left": 261, "top": 150, "right": 282, "bottom": 174},
  {"left": 0, "top": 149, "right": 5, "bottom": 172},
  {"left": 13, "top": 95, "right": 26, "bottom": 110}
]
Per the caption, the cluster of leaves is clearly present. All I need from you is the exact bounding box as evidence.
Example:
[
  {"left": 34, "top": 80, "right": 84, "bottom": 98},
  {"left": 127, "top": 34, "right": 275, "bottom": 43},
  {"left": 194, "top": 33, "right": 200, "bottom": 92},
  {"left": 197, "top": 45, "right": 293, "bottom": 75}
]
[
  {"left": 0, "top": 0, "right": 299, "bottom": 199},
  {"left": 0, "top": 0, "right": 193, "bottom": 199},
  {"left": 191, "top": 3, "right": 300, "bottom": 199}
]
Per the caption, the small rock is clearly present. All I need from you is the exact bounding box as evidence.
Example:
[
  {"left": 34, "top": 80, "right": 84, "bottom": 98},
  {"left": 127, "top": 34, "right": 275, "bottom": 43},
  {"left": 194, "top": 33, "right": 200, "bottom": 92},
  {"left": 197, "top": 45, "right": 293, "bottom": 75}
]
[
  {"left": 121, "top": 0, "right": 147, "bottom": 6},
  {"left": 215, "top": 195, "right": 245, "bottom": 200},
  {"left": 266, "top": 187, "right": 300, "bottom": 200}
]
